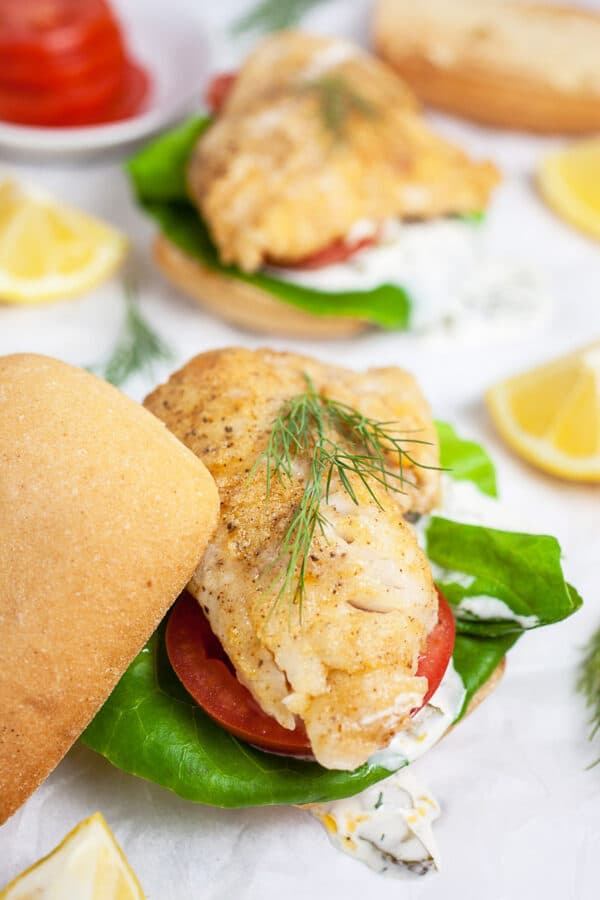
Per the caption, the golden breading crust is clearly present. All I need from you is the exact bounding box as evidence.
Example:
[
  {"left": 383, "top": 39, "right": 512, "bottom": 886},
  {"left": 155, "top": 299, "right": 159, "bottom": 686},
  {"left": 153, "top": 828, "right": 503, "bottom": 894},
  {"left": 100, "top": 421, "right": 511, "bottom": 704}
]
[
  {"left": 154, "top": 235, "right": 368, "bottom": 338},
  {"left": 145, "top": 348, "right": 442, "bottom": 770},
  {"left": 301, "top": 657, "right": 508, "bottom": 808},
  {"left": 187, "top": 31, "right": 499, "bottom": 272},
  {"left": 374, "top": 0, "right": 600, "bottom": 134},
  {"left": 0, "top": 355, "right": 219, "bottom": 825}
]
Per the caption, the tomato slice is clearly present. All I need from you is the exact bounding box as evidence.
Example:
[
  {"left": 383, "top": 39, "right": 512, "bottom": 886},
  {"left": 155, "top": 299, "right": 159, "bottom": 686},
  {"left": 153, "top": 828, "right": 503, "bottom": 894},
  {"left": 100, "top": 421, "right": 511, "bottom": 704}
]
[
  {"left": 270, "top": 231, "right": 380, "bottom": 271},
  {"left": 205, "top": 72, "right": 238, "bottom": 115},
  {"left": 0, "top": 23, "right": 126, "bottom": 90},
  {"left": 166, "top": 589, "right": 455, "bottom": 759},
  {"left": 418, "top": 588, "right": 456, "bottom": 708},
  {"left": 0, "top": 61, "right": 149, "bottom": 126},
  {"left": 0, "top": 0, "right": 150, "bottom": 126},
  {"left": 166, "top": 591, "right": 312, "bottom": 756}
]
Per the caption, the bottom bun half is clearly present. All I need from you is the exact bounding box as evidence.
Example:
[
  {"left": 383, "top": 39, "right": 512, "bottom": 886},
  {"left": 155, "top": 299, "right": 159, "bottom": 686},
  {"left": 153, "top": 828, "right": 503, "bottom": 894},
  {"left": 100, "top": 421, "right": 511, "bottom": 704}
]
[{"left": 154, "top": 235, "right": 368, "bottom": 339}]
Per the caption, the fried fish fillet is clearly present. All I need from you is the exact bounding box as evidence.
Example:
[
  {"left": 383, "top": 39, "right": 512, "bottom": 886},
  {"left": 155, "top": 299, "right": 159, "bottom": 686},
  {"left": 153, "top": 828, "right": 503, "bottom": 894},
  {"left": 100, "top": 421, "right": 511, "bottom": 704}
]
[
  {"left": 187, "top": 31, "right": 499, "bottom": 272},
  {"left": 145, "top": 348, "right": 441, "bottom": 770}
]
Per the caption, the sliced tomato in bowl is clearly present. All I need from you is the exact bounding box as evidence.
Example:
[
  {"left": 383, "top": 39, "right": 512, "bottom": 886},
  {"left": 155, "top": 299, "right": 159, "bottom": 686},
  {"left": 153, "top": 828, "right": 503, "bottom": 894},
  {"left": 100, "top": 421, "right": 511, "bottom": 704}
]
[
  {"left": 0, "top": 0, "right": 150, "bottom": 127},
  {"left": 166, "top": 589, "right": 455, "bottom": 761}
]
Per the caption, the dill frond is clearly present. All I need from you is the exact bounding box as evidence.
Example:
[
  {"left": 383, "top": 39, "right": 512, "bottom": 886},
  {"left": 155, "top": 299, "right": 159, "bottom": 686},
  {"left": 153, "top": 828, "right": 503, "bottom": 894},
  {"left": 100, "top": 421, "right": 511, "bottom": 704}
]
[
  {"left": 301, "top": 76, "right": 376, "bottom": 138},
  {"left": 90, "top": 281, "right": 173, "bottom": 388},
  {"left": 232, "top": 0, "right": 331, "bottom": 35},
  {"left": 578, "top": 626, "right": 600, "bottom": 765},
  {"left": 252, "top": 374, "right": 439, "bottom": 618}
]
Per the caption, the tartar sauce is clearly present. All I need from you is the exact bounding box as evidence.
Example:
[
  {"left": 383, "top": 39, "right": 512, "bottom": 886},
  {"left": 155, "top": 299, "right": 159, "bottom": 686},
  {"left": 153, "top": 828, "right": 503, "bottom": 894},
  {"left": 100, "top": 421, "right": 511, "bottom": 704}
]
[{"left": 268, "top": 218, "right": 551, "bottom": 340}]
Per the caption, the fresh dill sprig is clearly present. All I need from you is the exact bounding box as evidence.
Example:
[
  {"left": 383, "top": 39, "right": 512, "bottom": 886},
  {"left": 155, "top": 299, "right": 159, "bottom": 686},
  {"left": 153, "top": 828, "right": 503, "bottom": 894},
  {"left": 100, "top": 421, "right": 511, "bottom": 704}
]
[
  {"left": 232, "top": 0, "right": 332, "bottom": 35},
  {"left": 577, "top": 626, "right": 600, "bottom": 765},
  {"left": 301, "top": 75, "right": 376, "bottom": 139},
  {"left": 90, "top": 281, "right": 173, "bottom": 388},
  {"left": 252, "top": 375, "right": 437, "bottom": 618}
]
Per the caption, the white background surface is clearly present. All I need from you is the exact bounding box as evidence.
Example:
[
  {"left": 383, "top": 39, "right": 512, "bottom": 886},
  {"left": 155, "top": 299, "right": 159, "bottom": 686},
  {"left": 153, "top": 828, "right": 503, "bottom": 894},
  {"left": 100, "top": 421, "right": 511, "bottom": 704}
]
[{"left": 1, "top": 1, "right": 600, "bottom": 898}]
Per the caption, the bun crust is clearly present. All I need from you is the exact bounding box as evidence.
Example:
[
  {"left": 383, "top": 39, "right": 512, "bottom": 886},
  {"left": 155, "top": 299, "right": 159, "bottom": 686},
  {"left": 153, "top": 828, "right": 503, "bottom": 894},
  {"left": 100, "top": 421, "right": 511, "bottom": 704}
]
[
  {"left": 0, "top": 355, "right": 219, "bottom": 824},
  {"left": 154, "top": 235, "right": 368, "bottom": 340},
  {"left": 374, "top": 0, "right": 600, "bottom": 134}
]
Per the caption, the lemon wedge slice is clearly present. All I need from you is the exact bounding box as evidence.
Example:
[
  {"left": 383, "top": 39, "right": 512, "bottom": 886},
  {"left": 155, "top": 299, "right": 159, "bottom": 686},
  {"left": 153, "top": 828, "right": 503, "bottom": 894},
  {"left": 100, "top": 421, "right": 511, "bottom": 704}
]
[
  {"left": 0, "top": 179, "right": 127, "bottom": 305},
  {"left": 0, "top": 812, "right": 145, "bottom": 899},
  {"left": 538, "top": 138, "right": 600, "bottom": 241},
  {"left": 486, "top": 341, "right": 600, "bottom": 481}
]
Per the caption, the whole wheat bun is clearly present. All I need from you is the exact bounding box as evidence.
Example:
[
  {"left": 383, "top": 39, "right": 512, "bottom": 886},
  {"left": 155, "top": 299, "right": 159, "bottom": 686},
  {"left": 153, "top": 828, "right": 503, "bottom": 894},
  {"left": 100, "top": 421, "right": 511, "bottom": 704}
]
[
  {"left": 374, "top": 0, "right": 600, "bottom": 134},
  {"left": 0, "top": 354, "right": 219, "bottom": 824},
  {"left": 154, "top": 235, "right": 369, "bottom": 340}
]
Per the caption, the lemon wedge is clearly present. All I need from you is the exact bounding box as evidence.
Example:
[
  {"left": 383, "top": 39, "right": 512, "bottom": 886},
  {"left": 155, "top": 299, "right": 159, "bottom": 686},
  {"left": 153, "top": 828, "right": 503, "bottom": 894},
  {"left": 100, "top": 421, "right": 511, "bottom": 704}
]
[
  {"left": 486, "top": 341, "right": 600, "bottom": 482},
  {"left": 0, "top": 179, "right": 127, "bottom": 305},
  {"left": 538, "top": 138, "right": 600, "bottom": 241},
  {"left": 0, "top": 812, "right": 145, "bottom": 899}
]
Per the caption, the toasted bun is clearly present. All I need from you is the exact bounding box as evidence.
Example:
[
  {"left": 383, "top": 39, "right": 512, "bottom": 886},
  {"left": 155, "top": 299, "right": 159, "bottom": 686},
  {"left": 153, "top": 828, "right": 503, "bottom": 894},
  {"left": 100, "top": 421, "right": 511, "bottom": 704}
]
[
  {"left": 154, "top": 235, "right": 368, "bottom": 339},
  {"left": 0, "top": 355, "right": 219, "bottom": 824},
  {"left": 374, "top": 0, "right": 600, "bottom": 134}
]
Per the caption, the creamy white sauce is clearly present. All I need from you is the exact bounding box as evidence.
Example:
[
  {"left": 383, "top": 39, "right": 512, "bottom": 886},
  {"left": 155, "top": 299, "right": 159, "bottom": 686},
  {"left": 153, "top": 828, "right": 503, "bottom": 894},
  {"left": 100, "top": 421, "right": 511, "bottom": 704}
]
[
  {"left": 369, "top": 658, "right": 466, "bottom": 771},
  {"left": 267, "top": 219, "right": 551, "bottom": 340},
  {"left": 309, "top": 770, "right": 441, "bottom": 877},
  {"left": 420, "top": 474, "right": 528, "bottom": 537},
  {"left": 457, "top": 596, "right": 538, "bottom": 629},
  {"left": 415, "top": 476, "right": 538, "bottom": 628},
  {"left": 312, "top": 471, "right": 533, "bottom": 877}
]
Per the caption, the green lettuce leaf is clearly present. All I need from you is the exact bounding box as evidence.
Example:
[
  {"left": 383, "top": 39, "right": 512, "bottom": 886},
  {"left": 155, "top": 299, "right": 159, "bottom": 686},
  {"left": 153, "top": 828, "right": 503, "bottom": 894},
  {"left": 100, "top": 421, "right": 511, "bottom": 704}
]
[
  {"left": 83, "top": 422, "right": 581, "bottom": 807},
  {"left": 435, "top": 420, "right": 497, "bottom": 497},
  {"left": 452, "top": 633, "right": 518, "bottom": 718},
  {"left": 82, "top": 627, "right": 395, "bottom": 807},
  {"left": 144, "top": 201, "right": 411, "bottom": 327},
  {"left": 427, "top": 517, "right": 583, "bottom": 637},
  {"left": 128, "top": 117, "right": 210, "bottom": 202},
  {"left": 127, "top": 116, "right": 411, "bottom": 329}
]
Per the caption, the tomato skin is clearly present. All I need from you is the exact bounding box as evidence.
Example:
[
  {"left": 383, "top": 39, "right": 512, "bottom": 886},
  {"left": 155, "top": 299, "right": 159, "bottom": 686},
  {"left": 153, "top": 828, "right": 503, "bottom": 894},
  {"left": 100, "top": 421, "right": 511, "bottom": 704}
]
[
  {"left": 0, "top": 21, "right": 126, "bottom": 90},
  {"left": 271, "top": 231, "right": 380, "bottom": 271},
  {"left": 205, "top": 72, "right": 238, "bottom": 115},
  {"left": 0, "top": 0, "right": 150, "bottom": 127},
  {"left": 417, "top": 589, "right": 456, "bottom": 708},
  {"left": 166, "top": 592, "right": 313, "bottom": 756},
  {"left": 166, "top": 590, "right": 455, "bottom": 760}
]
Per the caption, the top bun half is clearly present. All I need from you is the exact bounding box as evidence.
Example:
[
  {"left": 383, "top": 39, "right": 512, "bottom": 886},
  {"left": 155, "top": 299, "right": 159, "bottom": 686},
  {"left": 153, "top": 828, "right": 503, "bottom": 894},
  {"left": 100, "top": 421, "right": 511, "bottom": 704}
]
[{"left": 0, "top": 354, "right": 219, "bottom": 824}]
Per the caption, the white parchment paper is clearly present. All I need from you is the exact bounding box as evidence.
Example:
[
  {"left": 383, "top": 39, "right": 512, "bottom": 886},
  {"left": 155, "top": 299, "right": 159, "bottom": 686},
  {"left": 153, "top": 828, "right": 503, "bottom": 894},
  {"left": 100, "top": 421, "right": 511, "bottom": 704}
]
[{"left": 1, "top": 1, "right": 600, "bottom": 897}]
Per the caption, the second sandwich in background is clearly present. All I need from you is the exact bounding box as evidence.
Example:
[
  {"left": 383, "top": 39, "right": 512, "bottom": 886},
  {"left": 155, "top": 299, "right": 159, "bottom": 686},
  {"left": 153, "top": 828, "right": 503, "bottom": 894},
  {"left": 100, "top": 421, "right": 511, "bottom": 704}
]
[
  {"left": 129, "top": 31, "right": 500, "bottom": 339},
  {"left": 374, "top": 0, "right": 600, "bottom": 134}
]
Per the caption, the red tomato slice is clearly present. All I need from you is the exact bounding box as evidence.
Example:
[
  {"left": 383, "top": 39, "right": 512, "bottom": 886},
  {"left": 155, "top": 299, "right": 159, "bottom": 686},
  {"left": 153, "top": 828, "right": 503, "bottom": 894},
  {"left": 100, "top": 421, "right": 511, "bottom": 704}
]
[
  {"left": 205, "top": 72, "right": 238, "bottom": 115},
  {"left": 166, "top": 591, "right": 312, "bottom": 756},
  {"left": 166, "top": 589, "right": 455, "bottom": 760},
  {"left": 0, "top": 62, "right": 149, "bottom": 127},
  {"left": 0, "top": 22, "right": 126, "bottom": 90},
  {"left": 418, "top": 588, "right": 456, "bottom": 707},
  {"left": 271, "top": 231, "right": 380, "bottom": 270},
  {"left": 0, "top": 0, "right": 150, "bottom": 126}
]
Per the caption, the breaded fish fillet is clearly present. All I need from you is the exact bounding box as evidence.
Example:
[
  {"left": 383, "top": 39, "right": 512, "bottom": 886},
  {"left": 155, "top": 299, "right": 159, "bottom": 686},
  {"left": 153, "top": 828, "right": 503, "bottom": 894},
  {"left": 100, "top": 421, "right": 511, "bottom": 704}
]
[
  {"left": 145, "top": 349, "right": 441, "bottom": 770},
  {"left": 187, "top": 31, "right": 499, "bottom": 272}
]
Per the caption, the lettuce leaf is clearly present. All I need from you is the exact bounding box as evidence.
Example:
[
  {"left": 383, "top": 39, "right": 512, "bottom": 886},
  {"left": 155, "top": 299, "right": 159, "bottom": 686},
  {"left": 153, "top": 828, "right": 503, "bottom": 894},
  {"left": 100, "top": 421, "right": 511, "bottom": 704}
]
[
  {"left": 83, "top": 423, "right": 581, "bottom": 807},
  {"left": 427, "top": 517, "right": 583, "bottom": 637},
  {"left": 82, "top": 627, "right": 393, "bottom": 807},
  {"left": 452, "top": 633, "right": 518, "bottom": 718},
  {"left": 127, "top": 116, "right": 411, "bottom": 329},
  {"left": 435, "top": 420, "right": 497, "bottom": 498}
]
